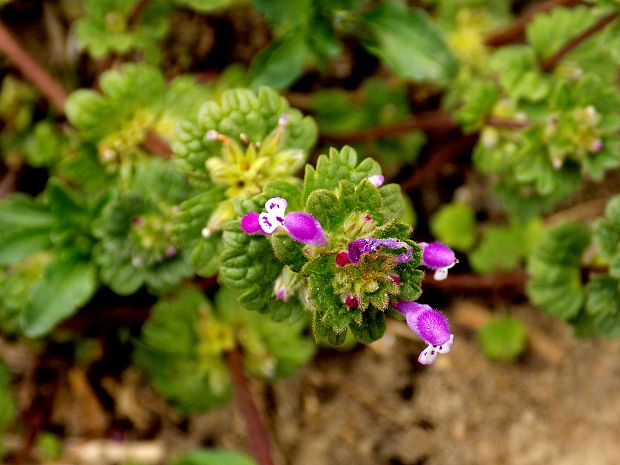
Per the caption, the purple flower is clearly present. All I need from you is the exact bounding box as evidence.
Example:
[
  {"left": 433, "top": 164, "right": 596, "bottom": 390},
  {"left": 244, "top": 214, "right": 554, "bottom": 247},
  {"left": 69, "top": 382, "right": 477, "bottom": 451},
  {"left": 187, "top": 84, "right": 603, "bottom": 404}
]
[
  {"left": 240, "top": 211, "right": 264, "bottom": 235},
  {"left": 283, "top": 212, "right": 327, "bottom": 246},
  {"left": 419, "top": 241, "right": 457, "bottom": 280},
  {"left": 394, "top": 300, "right": 454, "bottom": 365},
  {"left": 347, "top": 237, "right": 412, "bottom": 264},
  {"left": 241, "top": 197, "right": 327, "bottom": 246}
]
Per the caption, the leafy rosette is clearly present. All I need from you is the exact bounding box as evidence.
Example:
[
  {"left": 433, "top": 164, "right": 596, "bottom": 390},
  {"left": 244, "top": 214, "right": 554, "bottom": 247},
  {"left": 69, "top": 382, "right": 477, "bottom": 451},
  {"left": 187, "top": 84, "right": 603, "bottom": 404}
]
[
  {"left": 0, "top": 181, "right": 109, "bottom": 336},
  {"left": 135, "top": 285, "right": 315, "bottom": 414},
  {"left": 65, "top": 64, "right": 212, "bottom": 172},
  {"left": 527, "top": 200, "right": 620, "bottom": 339},
  {"left": 74, "top": 0, "right": 172, "bottom": 63},
  {"left": 220, "top": 146, "right": 424, "bottom": 345},
  {"left": 93, "top": 159, "right": 194, "bottom": 295},
  {"left": 172, "top": 87, "right": 317, "bottom": 277}
]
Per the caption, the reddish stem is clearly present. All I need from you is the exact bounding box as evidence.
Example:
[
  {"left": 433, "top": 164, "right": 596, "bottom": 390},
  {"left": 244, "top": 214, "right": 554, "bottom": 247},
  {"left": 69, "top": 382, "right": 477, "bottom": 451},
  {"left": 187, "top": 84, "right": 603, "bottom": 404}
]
[
  {"left": 540, "top": 11, "right": 619, "bottom": 72},
  {"left": 318, "top": 111, "right": 456, "bottom": 144},
  {"left": 485, "top": 0, "right": 583, "bottom": 47},
  {"left": 423, "top": 270, "right": 528, "bottom": 294},
  {"left": 0, "top": 20, "right": 68, "bottom": 113},
  {"left": 127, "top": 0, "right": 152, "bottom": 28},
  {"left": 399, "top": 134, "right": 478, "bottom": 191},
  {"left": 226, "top": 347, "right": 275, "bottom": 465}
]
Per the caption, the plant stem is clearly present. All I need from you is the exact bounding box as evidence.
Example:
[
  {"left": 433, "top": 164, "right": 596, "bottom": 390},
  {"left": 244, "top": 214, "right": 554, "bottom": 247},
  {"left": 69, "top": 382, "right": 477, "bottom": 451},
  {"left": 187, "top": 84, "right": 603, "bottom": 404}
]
[
  {"left": 226, "top": 347, "right": 275, "bottom": 465},
  {"left": 0, "top": 20, "right": 68, "bottom": 113},
  {"left": 127, "top": 0, "right": 152, "bottom": 28},
  {"left": 423, "top": 270, "right": 528, "bottom": 294},
  {"left": 318, "top": 111, "right": 456, "bottom": 144},
  {"left": 485, "top": 116, "right": 530, "bottom": 129},
  {"left": 485, "top": 0, "right": 583, "bottom": 47},
  {"left": 399, "top": 134, "right": 478, "bottom": 191},
  {"left": 540, "top": 11, "right": 619, "bottom": 72}
]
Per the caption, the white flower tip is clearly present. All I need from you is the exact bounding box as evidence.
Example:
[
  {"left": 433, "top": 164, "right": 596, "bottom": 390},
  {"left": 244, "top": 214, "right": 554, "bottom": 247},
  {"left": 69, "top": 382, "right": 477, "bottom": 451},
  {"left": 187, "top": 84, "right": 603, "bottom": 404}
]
[
  {"left": 278, "top": 113, "right": 289, "bottom": 126},
  {"left": 206, "top": 129, "right": 219, "bottom": 140},
  {"left": 259, "top": 212, "right": 281, "bottom": 234},
  {"left": 265, "top": 197, "right": 288, "bottom": 215},
  {"left": 433, "top": 268, "right": 449, "bottom": 280},
  {"left": 437, "top": 334, "right": 454, "bottom": 354},
  {"left": 131, "top": 256, "right": 143, "bottom": 268},
  {"left": 201, "top": 226, "right": 212, "bottom": 238},
  {"left": 418, "top": 345, "right": 439, "bottom": 365}
]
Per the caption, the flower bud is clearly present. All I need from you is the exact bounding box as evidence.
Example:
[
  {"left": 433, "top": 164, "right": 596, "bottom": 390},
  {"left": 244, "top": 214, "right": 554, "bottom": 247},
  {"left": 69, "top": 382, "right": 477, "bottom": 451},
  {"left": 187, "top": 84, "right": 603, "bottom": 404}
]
[
  {"left": 368, "top": 174, "right": 385, "bottom": 187},
  {"left": 345, "top": 295, "right": 359, "bottom": 308},
  {"left": 394, "top": 300, "right": 454, "bottom": 364},
  {"left": 419, "top": 241, "right": 457, "bottom": 280},
  {"left": 240, "top": 212, "right": 264, "bottom": 235},
  {"left": 335, "top": 251, "right": 350, "bottom": 266},
  {"left": 283, "top": 212, "right": 327, "bottom": 246}
]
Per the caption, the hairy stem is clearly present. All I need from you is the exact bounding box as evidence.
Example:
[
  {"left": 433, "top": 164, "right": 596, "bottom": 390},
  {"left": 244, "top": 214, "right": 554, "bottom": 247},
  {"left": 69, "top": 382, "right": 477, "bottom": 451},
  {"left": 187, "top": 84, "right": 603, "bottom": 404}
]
[
  {"left": 0, "top": 20, "right": 68, "bottom": 112},
  {"left": 541, "top": 11, "right": 619, "bottom": 72},
  {"left": 226, "top": 347, "right": 275, "bottom": 465}
]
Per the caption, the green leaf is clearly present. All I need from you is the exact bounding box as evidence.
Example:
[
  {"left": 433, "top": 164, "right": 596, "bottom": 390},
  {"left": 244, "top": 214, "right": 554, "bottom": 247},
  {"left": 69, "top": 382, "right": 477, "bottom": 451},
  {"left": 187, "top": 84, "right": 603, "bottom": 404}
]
[
  {"left": 526, "top": 222, "right": 591, "bottom": 319},
  {"left": 455, "top": 81, "right": 498, "bottom": 132},
  {"left": 478, "top": 316, "right": 527, "bottom": 362},
  {"left": 470, "top": 218, "right": 543, "bottom": 275},
  {"left": 22, "top": 254, "right": 97, "bottom": 337},
  {"left": 271, "top": 235, "right": 307, "bottom": 272},
  {"left": 303, "top": 146, "right": 380, "bottom": 201},
  {"left": 430, "top": 202, "right": 476, "bottom": 252},
  {"left": 379, "top": 184, "right": 405, "bottom": 222},
  {"left": 585, "top": 275, "right": 620, "bottom": 317},
  {"left": 526, "top": 6, "right": 596, "bottom": 60},
  {"left": 248, "top": 33, "right": 309, "bottom": 90},
  {"left": 169, "top": 449, "right": 257, "bottom": 465},
  {"left": 363, "top": 3, "right": 458, "bottom": 83},
  {"left": 135, "top": 287, "right": 232, "bottom": 414},
  {"left": 305, "top": 189, "right": 345, "bottom": 232},
  {"left": 349, "top": 308, "right": 386, "bottom": 343}
]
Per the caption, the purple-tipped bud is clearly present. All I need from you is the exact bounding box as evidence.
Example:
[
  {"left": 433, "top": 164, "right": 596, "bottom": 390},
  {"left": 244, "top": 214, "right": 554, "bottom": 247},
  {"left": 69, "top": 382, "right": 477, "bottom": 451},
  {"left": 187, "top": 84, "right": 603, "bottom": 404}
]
[
  {"left": 368, "top": 174, "right": 385, "bottom": 187},
  {"left": 590, "top": 139, "right": 603, "bottom": 153},
  {"left": 283, "top": 212, "right": 327, "bottom": 246},
  {"left": 420, "top": 241, "right": 457, "bottom": 280},
  {"left": 336, "top": 252, "right": 350, "bottom": 266},
  {"left": 389, "top": 275, "right": 400, "bottom": 285},
  {"left": 165, "top": 246, "right": 177, "bottom": 258},
  {"left": 240, "top": 212, "right": 264, "bottom": 235},
  {"left": 345, "top": 295, "right": 359, "bottom": 308}
]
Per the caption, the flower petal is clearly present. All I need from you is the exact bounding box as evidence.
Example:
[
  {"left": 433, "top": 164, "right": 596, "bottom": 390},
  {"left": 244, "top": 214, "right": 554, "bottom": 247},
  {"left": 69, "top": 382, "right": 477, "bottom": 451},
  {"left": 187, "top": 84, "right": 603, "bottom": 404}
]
[
  {"left": 259, "top": 212, "right": 281, "bottom": 234},
  {"left": 265, "top": 197, "right": 287, "bottom": 217},
  {"left": 283, "top": 212, "right": 327, "bottom": 246},
  {"left": 418, "top": 345, "right": 439, "bottom": 365}
]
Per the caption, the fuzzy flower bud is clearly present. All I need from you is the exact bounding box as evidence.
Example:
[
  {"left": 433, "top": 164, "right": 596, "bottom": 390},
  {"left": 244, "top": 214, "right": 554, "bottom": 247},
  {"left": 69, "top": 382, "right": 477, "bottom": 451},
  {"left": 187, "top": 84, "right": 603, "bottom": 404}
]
[
  {"left": 419, "top": 241, "right": 457, "bottom": 280},
  {"left": 240, "top": 212, "right": 264, "bottom": 235},
  {"left": 283, "top": 212, "right": 327, "bottom": 246},
  {"left": 242, "top": 197, "right": 328, "bottom": 246},
  {"left": 394, "top": 300, "right": 454, "bottom": 365}
]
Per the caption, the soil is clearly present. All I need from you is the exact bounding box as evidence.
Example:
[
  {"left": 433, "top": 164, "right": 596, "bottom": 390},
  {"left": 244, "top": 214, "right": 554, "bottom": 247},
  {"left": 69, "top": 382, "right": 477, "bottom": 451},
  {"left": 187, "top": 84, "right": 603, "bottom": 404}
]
[{"left": 130, "top": 300, "right": 620, "bottom": 465}]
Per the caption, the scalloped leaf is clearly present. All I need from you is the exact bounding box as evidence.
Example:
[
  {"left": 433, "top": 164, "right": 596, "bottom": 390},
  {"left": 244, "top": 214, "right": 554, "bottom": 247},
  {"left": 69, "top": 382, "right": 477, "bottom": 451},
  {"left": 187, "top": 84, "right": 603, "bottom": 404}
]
[{"left": 303, "top": 146, "right": 381, "bottom": 201}]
